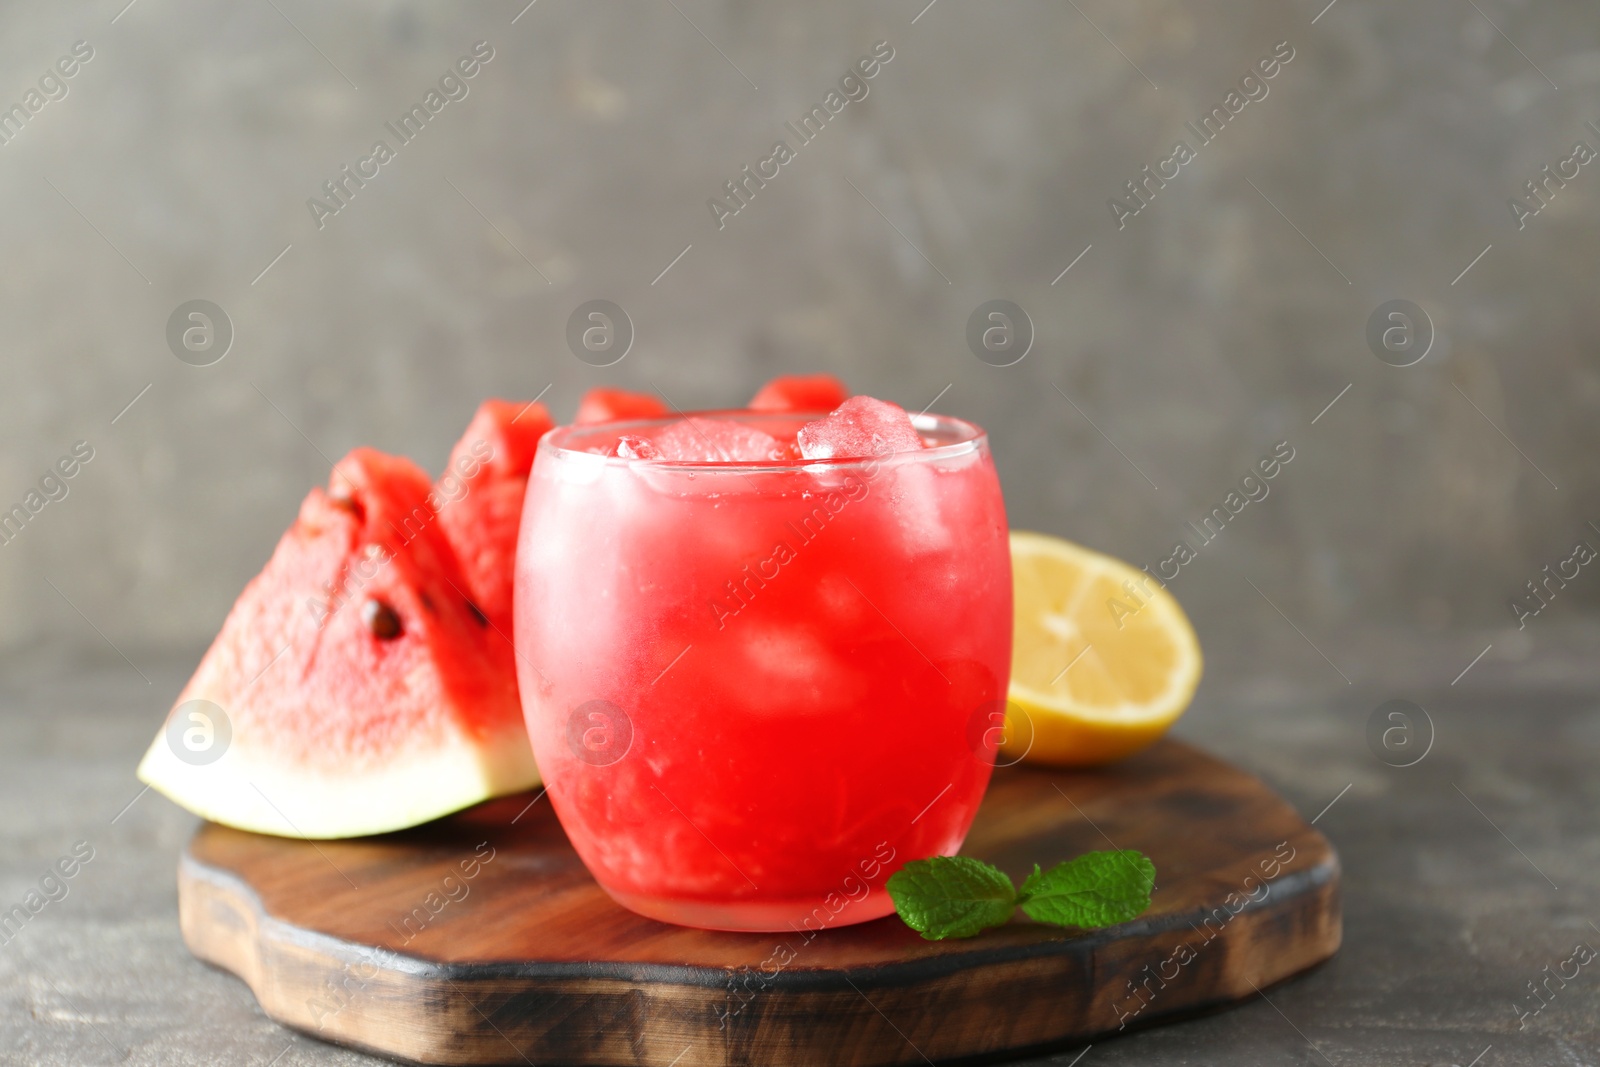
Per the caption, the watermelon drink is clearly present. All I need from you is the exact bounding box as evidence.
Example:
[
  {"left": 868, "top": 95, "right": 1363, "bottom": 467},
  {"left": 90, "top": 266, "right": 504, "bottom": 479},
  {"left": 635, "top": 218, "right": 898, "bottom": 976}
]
[{"left": 514, "top": 402, "right": 1011, "bottom": 932}]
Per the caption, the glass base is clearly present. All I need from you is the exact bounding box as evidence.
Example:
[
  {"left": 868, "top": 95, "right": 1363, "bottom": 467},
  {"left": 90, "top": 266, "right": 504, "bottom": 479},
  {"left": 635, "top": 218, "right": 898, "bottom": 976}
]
[{"left": 603, "top": 886, "right": 898, "bottom": 933}]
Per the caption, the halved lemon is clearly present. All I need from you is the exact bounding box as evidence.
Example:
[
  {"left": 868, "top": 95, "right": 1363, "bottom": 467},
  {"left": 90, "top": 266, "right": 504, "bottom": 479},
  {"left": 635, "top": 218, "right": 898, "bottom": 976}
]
[{"left": 1002, "top": 530, "right": 1202, "bottom": 767}]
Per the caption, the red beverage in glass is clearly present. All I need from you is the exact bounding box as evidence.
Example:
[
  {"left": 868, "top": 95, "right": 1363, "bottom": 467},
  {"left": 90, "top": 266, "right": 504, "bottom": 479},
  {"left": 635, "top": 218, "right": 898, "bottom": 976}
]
[{"left": 514, "top": 410, "right": 1011, "bottom": 931}]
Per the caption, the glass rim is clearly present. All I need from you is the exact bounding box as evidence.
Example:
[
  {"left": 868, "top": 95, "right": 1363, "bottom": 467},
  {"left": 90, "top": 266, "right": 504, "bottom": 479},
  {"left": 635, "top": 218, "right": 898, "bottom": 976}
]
[{"left": 539, "top": 408, "right": 989, "bottom": 471}]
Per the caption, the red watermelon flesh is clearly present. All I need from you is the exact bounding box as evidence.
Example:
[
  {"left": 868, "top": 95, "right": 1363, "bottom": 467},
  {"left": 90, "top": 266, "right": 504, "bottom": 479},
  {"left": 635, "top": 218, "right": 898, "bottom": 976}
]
[
  {"left": 137, "top": 447, "right": 540, "bottom": 839},
  {"left": 434, "top": 399, "right": 554, "bottom": 636},
  {"left": 574, "top": 387, "right": 668, "bottom": 425},
  {"left": 748, "top": 373, "right": 849, "bottom": 413}
]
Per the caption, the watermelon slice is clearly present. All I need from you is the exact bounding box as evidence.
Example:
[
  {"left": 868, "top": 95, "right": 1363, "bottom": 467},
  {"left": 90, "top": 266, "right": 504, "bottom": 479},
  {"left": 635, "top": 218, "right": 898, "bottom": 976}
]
[
  {"left": 434, "top": 399, "right": 553, "bottom": 637},
  {"left": 748, "top": 373, "right": 849, "bottom": 413},
  {"left": 136, "top": 448, "right": 540, "bottom": 839},
  {"left": 574, "top": 387, "right": 668, "bottom": 425}
]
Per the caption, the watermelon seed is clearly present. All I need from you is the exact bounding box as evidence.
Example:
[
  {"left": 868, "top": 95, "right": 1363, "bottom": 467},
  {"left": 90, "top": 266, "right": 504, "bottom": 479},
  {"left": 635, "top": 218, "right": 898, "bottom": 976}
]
[
  {"left": 362, "top": 598, "right": 403, "bottom": 640},
  {"left": 466, "top": 600, "right": 489, "bottom": 628},
  {"left": 419, "top": 591, "right": 437, "bottom": 614},
  {"left": 329, "top": 492, "right": 366, "bottom": 522}
]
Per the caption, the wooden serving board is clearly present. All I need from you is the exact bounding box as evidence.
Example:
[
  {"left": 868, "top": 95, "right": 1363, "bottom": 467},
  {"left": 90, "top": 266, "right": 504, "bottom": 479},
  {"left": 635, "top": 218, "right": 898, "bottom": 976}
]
[{"left": 179, "top": 740, "right": 1340, "bottom": 1066}]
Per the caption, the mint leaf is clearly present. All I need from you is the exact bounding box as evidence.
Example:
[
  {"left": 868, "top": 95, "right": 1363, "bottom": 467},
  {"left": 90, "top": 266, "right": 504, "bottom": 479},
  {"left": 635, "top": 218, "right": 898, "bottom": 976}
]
[
  {"left": 886, "top": 856, "right": 1017, "bottom": 940},
  {"left": 1019, "top": 850, "right": 1155, "bottom": 929}
]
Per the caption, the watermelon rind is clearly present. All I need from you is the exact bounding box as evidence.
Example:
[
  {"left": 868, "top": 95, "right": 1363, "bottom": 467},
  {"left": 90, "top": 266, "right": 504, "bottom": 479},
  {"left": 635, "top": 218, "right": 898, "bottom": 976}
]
[{"left": 136, "top": 719, "right": 539, "bottom": 839}]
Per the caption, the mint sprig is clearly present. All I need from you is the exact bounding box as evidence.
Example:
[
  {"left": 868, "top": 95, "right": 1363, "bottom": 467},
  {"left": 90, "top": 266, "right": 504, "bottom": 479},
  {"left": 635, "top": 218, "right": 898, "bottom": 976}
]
[
  {"left": 1019, "top": 850, "right": 1156, "bottom": 928},
  {"left": 882, "top": 856, "right": 1017, "bottom": 940},
  {"left": 886, "top": 850, "right": 1154, "bottom": 941}
]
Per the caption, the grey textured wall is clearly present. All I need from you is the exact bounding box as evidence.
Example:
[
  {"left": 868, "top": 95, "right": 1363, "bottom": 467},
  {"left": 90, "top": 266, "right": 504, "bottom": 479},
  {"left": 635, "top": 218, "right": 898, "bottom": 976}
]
[{"left": 2, "top": 0, "right": 1596, "bottom": 668}]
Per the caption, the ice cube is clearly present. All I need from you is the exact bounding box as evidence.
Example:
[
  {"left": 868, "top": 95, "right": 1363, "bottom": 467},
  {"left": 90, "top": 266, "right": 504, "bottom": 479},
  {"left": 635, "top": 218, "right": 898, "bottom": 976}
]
[
  {"left": 796, "top": 396, "right": 925, "bottom": 460},
  {"left": 653, "top": 417, "right": 785, "bottom": 463},
  {"left": 612, "top": 434, "right": 660, "bottom": 460},
  {"left": 718, "top": 622, "right": 867, "bottom": 717},
  {"left": 886, "top": 461, "right": 956, "bottom": 555}
]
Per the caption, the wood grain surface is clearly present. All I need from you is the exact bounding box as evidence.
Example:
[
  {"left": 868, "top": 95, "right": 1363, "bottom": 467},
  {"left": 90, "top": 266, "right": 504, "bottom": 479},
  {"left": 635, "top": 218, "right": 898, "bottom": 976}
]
[{"left": 177, "top": 739, "right": 1341, "bottom": 1066}]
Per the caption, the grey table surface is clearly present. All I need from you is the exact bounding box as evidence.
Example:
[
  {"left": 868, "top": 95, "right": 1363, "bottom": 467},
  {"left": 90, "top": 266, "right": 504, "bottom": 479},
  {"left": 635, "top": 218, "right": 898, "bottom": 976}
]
[
  {"left": 1, "top": 623, "right": 1596, "bottom": 1067},
  {"left": 0, "top": 0, "right": 1597, "bottom": 1062}
]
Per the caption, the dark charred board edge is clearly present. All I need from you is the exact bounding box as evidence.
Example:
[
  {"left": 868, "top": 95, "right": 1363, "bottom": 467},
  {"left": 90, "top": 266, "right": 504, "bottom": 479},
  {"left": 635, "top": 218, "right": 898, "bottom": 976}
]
[
  {"left": 178, "top": 837, "right": 1341, "bottom": 1066},
  {"left": 180, "top": 850, "right": 1338, "bottom": 991}
]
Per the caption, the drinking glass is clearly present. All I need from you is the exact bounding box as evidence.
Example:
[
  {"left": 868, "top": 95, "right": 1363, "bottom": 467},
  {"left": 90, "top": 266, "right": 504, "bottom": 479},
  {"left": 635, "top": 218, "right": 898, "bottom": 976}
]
[{"left": 514, "top": 410, "right": 1011, "bottom": 932}]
